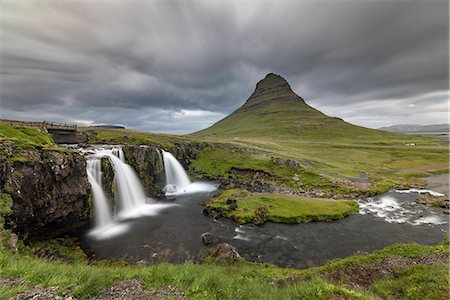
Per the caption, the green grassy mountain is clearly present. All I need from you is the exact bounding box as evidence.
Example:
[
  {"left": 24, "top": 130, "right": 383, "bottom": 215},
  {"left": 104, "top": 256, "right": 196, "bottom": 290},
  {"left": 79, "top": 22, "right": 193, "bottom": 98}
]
[{"left": 193, "top": 73, "right": 396, "bottom": 141}]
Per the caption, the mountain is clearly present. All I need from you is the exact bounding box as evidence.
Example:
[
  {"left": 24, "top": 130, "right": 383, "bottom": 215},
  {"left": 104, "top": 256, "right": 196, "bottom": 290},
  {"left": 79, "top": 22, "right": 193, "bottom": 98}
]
[
  {"left": 193, "top": 73, "right": 395, "bottom": 141},
  {"left": 379, "top": 124, "right": 449, "bottom": 134}
]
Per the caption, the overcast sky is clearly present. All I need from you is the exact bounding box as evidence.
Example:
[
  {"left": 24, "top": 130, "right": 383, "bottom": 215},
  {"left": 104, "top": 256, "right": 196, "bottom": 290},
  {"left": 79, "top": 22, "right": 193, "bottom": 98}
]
[{"left": 1, "top": 0, "right": 448, "bottom": 134}]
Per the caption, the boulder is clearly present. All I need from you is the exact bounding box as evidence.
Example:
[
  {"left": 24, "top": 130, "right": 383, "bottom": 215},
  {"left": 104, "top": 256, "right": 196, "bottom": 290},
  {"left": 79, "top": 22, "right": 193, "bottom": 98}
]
[
  {"left": 201, "top": 232, "right": 213, "bottom": 245},
  {"left": 203, "top": 243, "right": 241, "bottom": 262}
]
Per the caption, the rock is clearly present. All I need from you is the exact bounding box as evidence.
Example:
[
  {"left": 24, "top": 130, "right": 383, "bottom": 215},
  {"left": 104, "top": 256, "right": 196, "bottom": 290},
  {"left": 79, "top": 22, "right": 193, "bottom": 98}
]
[
  {"left": 202, "top": 207, "right": 221, "bottom": 219},
  {"left": 252, "top": 204, "right": 269, "bottom": 225},
  {"left": 272, "top": 158, "right": 299, "bottom": 168},
  {"left": 91, "top": 279, "right": 185, "bottom": 300},
  {"left": 226, "top": 198, "right": 237, "bottom": 210},
  {"left": 292, "top": 174, "right": 300, "bottom": 181},
  {"left": 6, "top": 233, "right": 18, "bottom": 252},
  {"left": 203, "top": 243, "right": 241, "bottom": 262},
  {"left": 201, "top": 232, "right": 213, "bottom": 245},
  {"left": 163, "top": 184, "right": 177, "bottom": 194},
  {"left": 122, "top": 145, "right": 165, "bottom": 196},
  {"left": 0, "top": 141, "right": 91, "bottom": 240}
]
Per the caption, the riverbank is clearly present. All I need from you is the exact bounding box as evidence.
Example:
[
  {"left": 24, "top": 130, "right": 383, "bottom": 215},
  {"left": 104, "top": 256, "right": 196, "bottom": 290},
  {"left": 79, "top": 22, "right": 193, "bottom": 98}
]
[{"left": 0, "top": 238, "right": 448, "bottom": 299}]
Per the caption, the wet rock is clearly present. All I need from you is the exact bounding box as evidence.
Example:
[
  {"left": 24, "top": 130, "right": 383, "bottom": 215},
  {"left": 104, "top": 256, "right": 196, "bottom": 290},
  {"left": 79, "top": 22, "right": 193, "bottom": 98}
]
[
  {"left": 201, "top": 232, "right": 213, "bottom": 245},
  {"left": 0, "top": 141, "right": 91, "bottom": 240},
  {"left": 202, "top": 207, "right": 221, "bottom": 219},
  {"left": 203, "top": 243, "right": 241, "bottom": 262},
  {"left": 122, "top": 145, "right": 165, "bottom": 197}
]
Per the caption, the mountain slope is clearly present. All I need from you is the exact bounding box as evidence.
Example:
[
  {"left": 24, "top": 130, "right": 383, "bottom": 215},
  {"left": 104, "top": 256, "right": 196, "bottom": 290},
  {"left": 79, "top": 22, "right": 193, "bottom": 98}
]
[{"left": 193, "top": 73, "right": 398, "bottom": 141}]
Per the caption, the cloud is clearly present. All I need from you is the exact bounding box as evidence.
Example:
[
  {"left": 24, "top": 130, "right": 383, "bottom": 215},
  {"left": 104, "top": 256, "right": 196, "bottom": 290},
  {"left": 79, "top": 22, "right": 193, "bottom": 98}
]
[{"left": 0, "top": 0, "right": 448, "bottom": 133}]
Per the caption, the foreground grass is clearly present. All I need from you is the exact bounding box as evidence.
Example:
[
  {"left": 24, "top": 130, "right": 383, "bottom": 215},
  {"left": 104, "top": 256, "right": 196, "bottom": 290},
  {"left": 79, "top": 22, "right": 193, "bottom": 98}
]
[
  {"left": 207, "top": 189, "right": 359, "bottom": 224},
  {"left": 0, "top": 240, "right": 448, "bottom": 299}
]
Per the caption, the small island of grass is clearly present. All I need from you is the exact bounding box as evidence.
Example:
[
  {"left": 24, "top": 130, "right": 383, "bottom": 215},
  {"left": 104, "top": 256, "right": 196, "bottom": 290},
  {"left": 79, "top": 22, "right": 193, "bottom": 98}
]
[{"left": 206, "top": 189, "right": 359, "bottom": 224}]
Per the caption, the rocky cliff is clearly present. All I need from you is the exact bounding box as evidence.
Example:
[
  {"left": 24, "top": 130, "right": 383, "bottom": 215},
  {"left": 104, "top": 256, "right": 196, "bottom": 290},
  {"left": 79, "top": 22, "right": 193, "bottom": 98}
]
[
  {"left": 119, "top": 141, "right": 207, "bottom": 196},
  {"left": 0, "top": 141, "right": 91, "bottom": 240}
]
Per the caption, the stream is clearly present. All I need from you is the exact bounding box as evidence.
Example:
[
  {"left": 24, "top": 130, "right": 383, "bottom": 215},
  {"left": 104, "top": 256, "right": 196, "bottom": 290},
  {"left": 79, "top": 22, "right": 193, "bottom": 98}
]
[{"left": 79, "top": 188, "right": 448, "bottom": 269}]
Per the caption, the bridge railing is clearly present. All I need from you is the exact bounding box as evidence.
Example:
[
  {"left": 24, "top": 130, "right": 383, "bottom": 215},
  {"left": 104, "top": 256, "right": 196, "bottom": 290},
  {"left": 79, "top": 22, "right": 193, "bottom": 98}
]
[{"left": 3, "top": 120, "right": 77, "bottom": 131}]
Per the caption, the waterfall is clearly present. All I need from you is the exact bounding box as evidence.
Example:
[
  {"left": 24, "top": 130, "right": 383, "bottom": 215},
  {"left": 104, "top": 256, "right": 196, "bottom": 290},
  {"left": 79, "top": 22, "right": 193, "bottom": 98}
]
[
  {"left": 162, "top": 150, "right": 191, "bottom": 193},
  {"left": 162, "top": 150, "right": 217, "bottom": 195},
  {"left": 86, "top": 159, "right": 113, "bottom": 228},
  {"left": 85, "top": 146, "right": 173, "bottom": 239},
  {"left": 104, "top": 150, "right": 150, "bottom": 218}
]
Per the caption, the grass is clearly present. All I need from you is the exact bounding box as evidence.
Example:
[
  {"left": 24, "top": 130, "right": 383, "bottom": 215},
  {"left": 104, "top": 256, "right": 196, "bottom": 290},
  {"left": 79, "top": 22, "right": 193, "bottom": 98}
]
[
  {"left": 0, "top": 239, "right": 447, "bottom": 299},
  {"left": 81, "top": 128, "right": 190, "bottom": 149},
  {"left": 69, "top": 125, "right": 449, "bottom": 196},
  {"left": 207, "top": 189, "right": 359, "bottom": 224},
  {"left": 372, "top": 264, "right": 448, "bottom": 300},
  {"left": 0, "top": 125, "right": 55, "bottom": 149}
]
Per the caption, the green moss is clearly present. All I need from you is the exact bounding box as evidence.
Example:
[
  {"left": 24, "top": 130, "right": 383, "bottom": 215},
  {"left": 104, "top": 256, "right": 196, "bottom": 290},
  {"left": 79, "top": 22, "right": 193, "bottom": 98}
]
[
  {"left": 0, "top": 125, "right": 54, "bottom": 149},
  {"left": 207, "top": 189, "right": 359, "bottom": 224},
  {"left": 27, "top": 239, "right": 88, "bottom": 264},
  {"left": 0, "top": 193, "right": 13, "bottom": 218}
]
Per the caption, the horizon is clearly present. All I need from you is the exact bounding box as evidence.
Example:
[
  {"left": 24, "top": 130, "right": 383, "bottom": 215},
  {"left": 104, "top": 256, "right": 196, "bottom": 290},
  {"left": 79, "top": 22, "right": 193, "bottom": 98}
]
[{"left": 1, "top": 1, "right": 448, "bottom": 134}]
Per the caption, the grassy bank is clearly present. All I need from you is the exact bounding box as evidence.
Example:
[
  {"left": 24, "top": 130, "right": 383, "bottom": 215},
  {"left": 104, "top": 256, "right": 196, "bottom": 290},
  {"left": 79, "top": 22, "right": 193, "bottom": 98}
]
[
  {"left": 0, "top": 125, "right": 55, "bottom": 149},
  {"left": 79, "top": 127, "right": 448, "bottom": 196},
  {"left": 207, "top": 189, "right": 359, "bottom": 224},
  {"left": 0, "top": 239, "right": 448, "bottom": 299}
]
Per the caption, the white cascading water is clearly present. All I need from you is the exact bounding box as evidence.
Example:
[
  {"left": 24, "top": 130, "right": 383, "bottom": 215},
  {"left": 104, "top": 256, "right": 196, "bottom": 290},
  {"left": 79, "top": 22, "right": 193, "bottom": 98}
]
[
  {"left": 106, "top": 150, "right": 150, "bottom": 218},
  {"left": 86, "top": 147, "right": 173, "bottom": 239},
  {"left": 86, "top": 159, "right": 113, "bottom": 228},
  {"left": 162, "top": 150, "right": 191, "bottom": 193},
  {"left": 162, "top": 150, "right": 217, "bottom": 195}
]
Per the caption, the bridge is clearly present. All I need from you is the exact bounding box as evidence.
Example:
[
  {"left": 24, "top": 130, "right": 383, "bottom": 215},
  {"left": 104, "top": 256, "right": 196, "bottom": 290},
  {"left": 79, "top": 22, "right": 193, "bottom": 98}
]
[{"left": 4, "top": 120, "right": 86, "bottom": 144}]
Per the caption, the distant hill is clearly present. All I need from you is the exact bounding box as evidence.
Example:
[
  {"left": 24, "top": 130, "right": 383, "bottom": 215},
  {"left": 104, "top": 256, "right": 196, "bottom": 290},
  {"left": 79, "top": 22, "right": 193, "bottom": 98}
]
[
  {"left": 379, "top": 124, "right": 449, "bottom": 134},
  {"left": 193, "top": 73, "right": 399, "bottom": 141}
]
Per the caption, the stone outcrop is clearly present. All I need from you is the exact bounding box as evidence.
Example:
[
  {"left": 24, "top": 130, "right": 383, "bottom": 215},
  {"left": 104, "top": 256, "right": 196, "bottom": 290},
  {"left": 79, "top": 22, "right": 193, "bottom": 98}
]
[
  {"left": 122, "top": 145, "right": 165, "bottom": 197},
  {"left": 166, "top": 141, "right": 207, "bottom": 170},
  {"left": 0, "top": 141, "right": 91, "bottom": 240},
  {"left": 202, "top": 243, "right": 241, "bottom": 262},
  {"left": 121, "top": 142, "right": 207, "bottom": 197}
]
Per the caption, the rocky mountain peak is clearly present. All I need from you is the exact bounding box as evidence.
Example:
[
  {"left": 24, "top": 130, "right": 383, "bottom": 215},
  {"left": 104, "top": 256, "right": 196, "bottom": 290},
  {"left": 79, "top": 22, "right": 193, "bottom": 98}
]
[
  {"left": 245, "top": 73, "right": 303, "bottom": 106},
  {"left": 255, "top": 73, "right": 291, "bottom": 92}
]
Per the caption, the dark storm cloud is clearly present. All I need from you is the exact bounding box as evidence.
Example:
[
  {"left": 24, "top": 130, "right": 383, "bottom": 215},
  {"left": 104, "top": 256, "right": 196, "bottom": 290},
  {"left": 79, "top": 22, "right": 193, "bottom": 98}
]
[{"left": 0, "top": 0, "right": 448, "bottom": 133}]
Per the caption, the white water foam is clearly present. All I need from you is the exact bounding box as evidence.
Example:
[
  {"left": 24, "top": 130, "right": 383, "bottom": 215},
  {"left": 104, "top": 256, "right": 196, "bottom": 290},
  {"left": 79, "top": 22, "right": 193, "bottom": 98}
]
[
  {"left": 162, "top": 150, "right": 217, "bottom": 196},
  {"left": 86, "top": 146, "right": 174, "bottom": 239},
  {"left": 395, "top": 188, "right": 445, "bottom": 197},
  {"left": 358, "top": 193, "right": 448, "bottom": 227}
]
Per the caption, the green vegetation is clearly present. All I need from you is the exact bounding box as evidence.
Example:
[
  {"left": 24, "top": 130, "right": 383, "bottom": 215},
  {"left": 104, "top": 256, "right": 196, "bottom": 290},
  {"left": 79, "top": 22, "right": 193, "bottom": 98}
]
[
  {"left": 372, "top": 265, "right": 448, "bottom": 300},
  {"left": 0, "top": 125, "right": 54, "bottom": 149},
  {"left": 82, "top": 128, "right": 189, "bottom": 148},
  {"left": 0, "top": 193, "right": 13, "bottom": 231},
  {"left": 0, "top": 238, "right": 447, "bottom": 299},
  {"left": 207, "top": 189, "right": 359, "bottom": 224}
]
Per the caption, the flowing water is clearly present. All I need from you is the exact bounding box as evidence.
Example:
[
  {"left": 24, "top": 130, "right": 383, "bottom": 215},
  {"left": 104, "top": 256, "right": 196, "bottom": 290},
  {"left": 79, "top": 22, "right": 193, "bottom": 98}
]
[
  {"left": 162, "top": 150, "right": 217, "bottom": 196},
  {"left": 81, "top": 147, "right": 448, "bottom": 268},
  {"left": 86, "top": 159, "right": 112, "bottom": 228},
  {"left": 85, "top": 147, "right": 174, "bottom": 240},
  {"left": 79, "top": 189, "right": 447, "bottom": 268}
]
